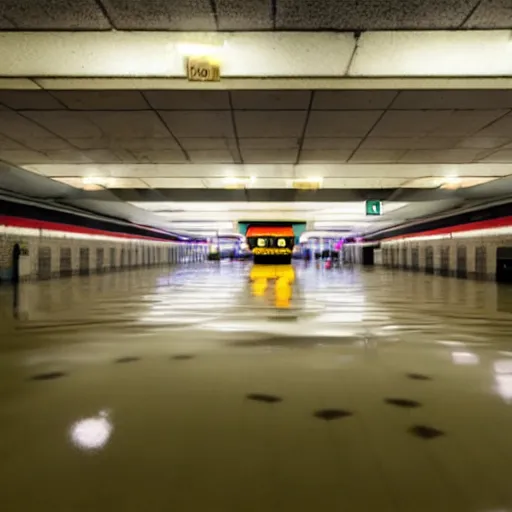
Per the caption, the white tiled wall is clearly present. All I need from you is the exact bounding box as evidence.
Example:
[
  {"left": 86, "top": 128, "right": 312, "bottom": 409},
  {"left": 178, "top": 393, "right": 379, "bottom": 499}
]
[
  {"left": 0, "top": 226, "right": 208, "bottom": 282},
  {"left": 371, "top": 232, "right": 512, "bottom": 280}
]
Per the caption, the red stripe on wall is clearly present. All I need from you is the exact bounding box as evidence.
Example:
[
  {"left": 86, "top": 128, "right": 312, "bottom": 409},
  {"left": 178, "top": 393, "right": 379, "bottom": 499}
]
[
  {"left": 385, "top": 216, "right": 512, "bottom": 241},
  {"left": 0, "top": 215, "right": 182, "bottom": 243}
]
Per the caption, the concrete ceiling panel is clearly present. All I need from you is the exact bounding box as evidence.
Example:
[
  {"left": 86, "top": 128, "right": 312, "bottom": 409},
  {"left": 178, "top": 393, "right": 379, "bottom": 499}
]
[
  {"left": 349, "top": 149, "right": 407, "bottom": 163},
  {"left": 129, "top": 150, "right": 188, "bottom": 163},
  {"left": 144, "top": 91, "right": 230, "bottom": 110},
  {"left": 306, "top": 111, "right": 383, "bottom": 137},
  {"left": 393, "top": 90, "right": 512, "bottom": 110},
  {"left": 276, "top": 0, "right": 477, "bottom": 30},
  {"left": 0, "top": 90, "right": 64, "bottom": 110},
  {"left": 0, "top": 0, "right": 110, "bottom": 29},
  {"left": 360, "top": 137, "right": 460, "bottom": 150},
  {"left": 216, "top": 0, "right": 273, "bottom": 30},
  {"left": 101, "top": 0, "right": 215, "bottom": 30},
  {"left": 188, "top": 149, "right": 236, "bottom": 163},
  {"left": 159, "top": 111, "right": 235, "bottom": 138},
  {"left": 231, "top": 90, "right": 311, "bottom": 110},
  {"left": 52, "top": 90, "right": 149, "bottom": 110},
  {"left": 301, "top": 138, "right": 361, "bottom": 150},
  {"left": 312, "top": 91, "right": 398, "bottom": 110},
  {"left": 299, "top": 149, "right": 352, "bottom": 163},
  {"left": 463, "top": 0, "right": 512, "bottom": 28},
  {"left": 235, "top": 111, "right": 307, "bottom": 138},
  {"left": 238, "top": 138, "right": 299, "bottom": 150},
  {"left": 240, "top": 148, "right": 298, "bottom": 163},
  {"left": 23, "top": 111, "right": 102, "bottom": 138},
  {"left": 399, "top": 149, "right": 486, "bottom": 163}
]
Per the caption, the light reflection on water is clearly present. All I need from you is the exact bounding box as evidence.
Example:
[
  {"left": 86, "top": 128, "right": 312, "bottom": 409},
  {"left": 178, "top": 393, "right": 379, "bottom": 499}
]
[{"left": 2, "top": 264, "right": 512, "bottom": 510}]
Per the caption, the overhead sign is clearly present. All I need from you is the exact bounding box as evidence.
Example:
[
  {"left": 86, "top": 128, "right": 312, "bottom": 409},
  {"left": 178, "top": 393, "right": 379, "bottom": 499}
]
[
  {"left": 365, "top": 200, "right": 382, "bottom": 216},
  {"left": 186, "top": 56, "right": 220, "bottom": 82}
]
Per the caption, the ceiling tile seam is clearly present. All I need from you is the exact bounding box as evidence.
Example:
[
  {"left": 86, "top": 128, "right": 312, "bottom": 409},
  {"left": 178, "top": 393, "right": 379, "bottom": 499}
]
[
  {"left": 1, "top": 106, "right": 78, "bottom": 153},
  {"left": 473, "top": 145, "right": 512, "bottom": 162},
  {"left": 228, "top": 92, "right": 243, "bottom": 164},
  {"left": 383, "top": 90, "right": 401, "bottom": 110},
  {"left": 68, "top": 110, "right": 114, "bottom": 149},
  {"left": 139, "top": 89, "right": 155, "bottom": 111},
  {"left": 465, "top": 108, "right": 512, "bottom": 139},
  {"left": 295, "top": 91, "right": 314, "bottom": 168},
  {"left": 271, "top": 0, "right": 277, "bottom": 30},
  {"left": 459, "top": 0, "right": 485, "bottom": 28},
  {"left": 140, "top": 91, "right": 191, "bottom": 162},
  {"left": 28, "top": 79, "right": 44, "bottom": 91},
  {"left": 0, "top": 125, "right": 45, "bottom": 155},
  {"left": 42, "top": 90, "right": 72, "bottom": 110},
  {"left": 209, "top": 0, "right": 220, "bottom": 30},
  {"left": 1, "top": 14, "right": 17, "bottom": 28},
  {"left": 346, "top": 108, "right": 395, "bottom": 164},
  {"left": 344, "top": 32, "right": 361, "bottom": 77},
  {"left": 93, "top": 0, "right": 118, "bottom": 30},
  {"left": 15, "top": 107, "right": 152, "bottom": 113}
]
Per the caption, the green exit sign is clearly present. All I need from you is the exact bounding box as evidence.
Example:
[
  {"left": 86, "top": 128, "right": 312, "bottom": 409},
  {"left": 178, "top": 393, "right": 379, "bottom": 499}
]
[{"left": 366, "top": 200, "right": 382, "bottom": 216}]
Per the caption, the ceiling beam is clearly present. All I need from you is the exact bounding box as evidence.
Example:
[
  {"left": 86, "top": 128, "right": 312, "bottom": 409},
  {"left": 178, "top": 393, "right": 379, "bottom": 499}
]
[{"left": 1, "top": 30, "right": 512, "bottom": 82}]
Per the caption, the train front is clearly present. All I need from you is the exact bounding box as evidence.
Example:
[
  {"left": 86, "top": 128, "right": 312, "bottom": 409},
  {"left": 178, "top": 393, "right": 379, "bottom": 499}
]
[{"left": 246, "top": 226, "right": 295, "bottom": 264}]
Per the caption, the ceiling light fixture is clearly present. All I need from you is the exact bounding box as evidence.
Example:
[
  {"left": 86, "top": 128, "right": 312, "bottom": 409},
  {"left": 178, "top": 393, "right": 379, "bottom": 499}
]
[
  {"left": 441, "top": 176, "right": 497, "bottom": 190},
  {"left": 82, "top": 176, "right": 108, "bottom": 186},
  {"left": 223, "top": 176, "right": 255, "bottom": 189},
  {"left": 440, "top": 176, "right": 462, "bottom": 189},
  {"left": 291, "top": 176, "right": 323, "bottom": 190}
]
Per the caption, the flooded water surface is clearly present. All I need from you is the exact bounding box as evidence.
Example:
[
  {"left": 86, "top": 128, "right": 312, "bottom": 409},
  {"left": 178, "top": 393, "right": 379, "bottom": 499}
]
[{"left": 1, "top": 262, "right": 512, "bottom": 511}]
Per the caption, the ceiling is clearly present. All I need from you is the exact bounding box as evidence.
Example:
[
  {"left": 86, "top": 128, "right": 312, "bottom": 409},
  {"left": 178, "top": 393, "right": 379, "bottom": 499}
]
[
  {"left": 127, "top": 200, "right": 462, "bottom": 236},
  {"left": 5, "top": 89, "right": 512, "bottom": 177},
  {"left": 0, "top": 88, "right": 511, "bottom": 235},
  {"left": 0, "top": 0, "right": 508, "bottom": 31}
]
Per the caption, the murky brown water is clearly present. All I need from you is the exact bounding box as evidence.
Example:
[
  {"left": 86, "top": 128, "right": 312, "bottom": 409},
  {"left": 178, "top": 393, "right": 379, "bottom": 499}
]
[{"left": 1, "top": 262, "right": 512, "bottom": 511}]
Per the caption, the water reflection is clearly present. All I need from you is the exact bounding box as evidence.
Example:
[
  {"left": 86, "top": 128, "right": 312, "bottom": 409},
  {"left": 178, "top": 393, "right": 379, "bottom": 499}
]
[
  {"left": 12, "top": 284, "right": 19, "bottom": 320},
  {"left": 494, "top": 359, "right": 512, "bottom": 403},
  {"left": 249, "top": 265, "right": 295, "bottom": 308},
  {"left": 497, "top": 284, "right": 512, "bottom": 314},
  {"left": 69, "top": 410, "right": 113, "bottom": 452},
  {"left": 451, "top": 351, "right": 480, "bottom": 365}
]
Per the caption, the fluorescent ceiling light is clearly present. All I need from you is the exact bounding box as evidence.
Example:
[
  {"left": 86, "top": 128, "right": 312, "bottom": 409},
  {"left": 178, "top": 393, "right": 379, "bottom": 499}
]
[
  {"left": 52, "top": 177, "right": 104, "bottom": 191},
  {"left": 223, "top": 176, "right": 256, "bottom": 189},
  {"left": 403, "top": 176, "right": 498, "bottom": 189},
  {"left": 83, "top": 176, "right": 109, "bottom": 186},
  {"left": 291, "top": 176, "right": 323, "bottom": 190},
  {"left": 441, "top": 176, "right": 497, "bottom": 190}
]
